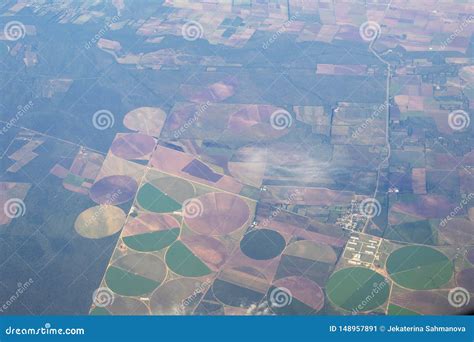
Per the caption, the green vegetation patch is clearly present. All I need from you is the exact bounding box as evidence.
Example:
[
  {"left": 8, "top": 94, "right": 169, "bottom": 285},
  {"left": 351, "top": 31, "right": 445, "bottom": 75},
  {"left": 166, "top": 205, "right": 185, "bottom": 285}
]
[
  {"left": 386, "top": 246, "right": 453, "bottom": 290},
  {"left": 105, "top": 266, "right": 160, "bottom": 296},
  {"left": 123, "top": 228, "right": 180, "bottom": 252},
  {"left": 384, "top": 220, "right": 437, "bottom": 245},
  {"left": 326, "top": 267, "right": 389, "bottom": 312},
  {"left": 165, "top": 241, "right": 211, "bottom": 277},
  {"left": 240, "top": 229, "right": 286, "bottom": 260},
  {"left": 137, "top": 183, "right": 182, "bottom": 213},
  {"left": 388, "top": 304, "right": 419, "bottom": 316},
  {"left": 64, "top": 173, "right": 84, "bottom": 187},
  {"left": 212, "top": 279, "right": 264, "bottom": 308},
  {"left": 90, "top": 307, "right": 110, "bottom": 315}
]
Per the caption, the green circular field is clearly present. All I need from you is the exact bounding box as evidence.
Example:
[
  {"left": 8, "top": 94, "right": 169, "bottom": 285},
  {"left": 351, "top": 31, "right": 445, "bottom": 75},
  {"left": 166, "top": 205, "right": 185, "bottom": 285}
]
[
  {"left": 136, "top": 177, "right": 194, "bottom": 213},
  {"left": 165, "top": 241, "right": 212, "bottom": 277},
  {"left": 122, "top": 214, "right": 181, "bottom": 252},
  {"left": 326, "top": 267, "right": 389, "bottom": 312},
  {"left": 386, "top": 246, "right": 453, "bottom": 290},
  {"left": 105, "top": 254, "right": 167, "bottom": 296}
]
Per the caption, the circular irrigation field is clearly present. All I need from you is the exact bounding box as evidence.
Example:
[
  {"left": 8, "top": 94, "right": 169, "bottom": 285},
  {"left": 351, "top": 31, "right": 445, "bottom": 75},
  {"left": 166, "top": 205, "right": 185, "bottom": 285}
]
[
  {"left": 122, "top": 213, "right": 180, "bottom": 252},
  {"left": 110, "top": 133, "right": 156, "bottom": 160},
  {"left": 123, "top": 107, "right": 167, "bottom": 137},
  {"left": 105, "top": 253, "right": 167, "bottom": 297},
  {"left": 150, "top": 278, "right": 208, "bottom": 315},
  {"left": 240, "top": 229, "right": 286, "bottom": 260},
  {"left": 268, "top": 276, "right": 324, "bottom": 315},
  {"left": 89, "top": 175, "right": 138, "bottom": 205},
  {"left": 91, "top": 296, "right": 150, "bottom": 315},
  {"left": 326, "top": 267, "right": 389, "bottom": 312},
  {"left": 74, "top": 205, "right": 126, "bottom": 239},
  {"left": 184, "top": 192, "right": 250, "bottom": 236},
  {"left": 165, "top": 235, "right": 227, "bottom": 277},
  {"left": 136, "top": 177, "right": 195, "bottom": 213},
  {"left": 386, "top": 246, "right": 453, "bottom": 290}
]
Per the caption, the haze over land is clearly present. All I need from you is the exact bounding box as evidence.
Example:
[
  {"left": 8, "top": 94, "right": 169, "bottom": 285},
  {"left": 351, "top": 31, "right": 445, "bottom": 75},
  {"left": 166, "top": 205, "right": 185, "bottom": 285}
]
[{"left": 0, "top": 0, "right": 473, "bottom": 316}]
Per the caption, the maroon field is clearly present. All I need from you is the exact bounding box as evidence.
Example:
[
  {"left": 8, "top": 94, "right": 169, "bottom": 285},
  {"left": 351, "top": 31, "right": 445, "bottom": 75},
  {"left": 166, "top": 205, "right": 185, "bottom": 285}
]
[
  {"left": 271, "top": 276, "right": 325, "bottom": 312},
  {"left": 181, "top": 234, "right": 228, "bottom": 272},
  {"left": 89, "top": 175, "right": 138, "bottom": 205},
  {"left": 110, "top": 133, "right": 156, "bottom": 160},
  {"left": 184, "top": 192, "right": 250, "bottom": 235},
  {"left": 391, "top": 195, "right": 454, "bottom": 219},
  {"left": 468, "top": 248, "right": 474, "bottom": 264},
  {"left": 123, "top": 213, "right": 180, "bottom": 237},
  {"left": 456, "top": 268, "right": 474, "bottom": 292}
]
